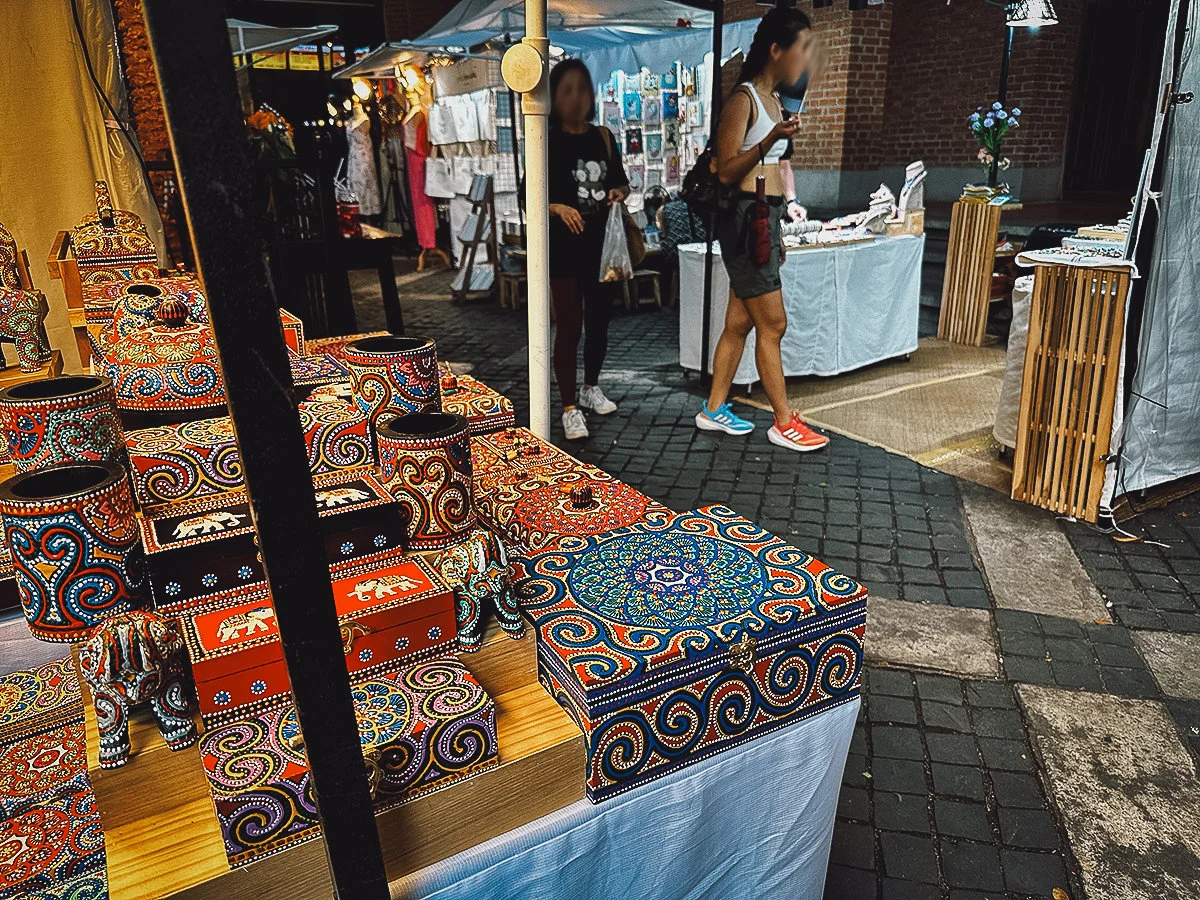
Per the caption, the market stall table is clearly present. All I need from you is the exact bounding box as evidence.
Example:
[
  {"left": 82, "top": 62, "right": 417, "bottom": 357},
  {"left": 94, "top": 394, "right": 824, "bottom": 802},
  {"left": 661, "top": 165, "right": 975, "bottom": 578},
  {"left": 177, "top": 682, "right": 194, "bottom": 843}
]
[
  {"left": 679, "top": 234, "right": 925, "bottom": 383},
  {"left": 393, "top": 700, "right": 857, "bottom": 900}
]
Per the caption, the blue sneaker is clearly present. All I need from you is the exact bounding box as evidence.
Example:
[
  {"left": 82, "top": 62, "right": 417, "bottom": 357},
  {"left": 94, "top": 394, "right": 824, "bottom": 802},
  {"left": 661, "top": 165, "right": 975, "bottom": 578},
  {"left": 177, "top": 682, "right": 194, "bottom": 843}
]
[{"left": 695, "top": 402, "right": 755, "bottom": 435}]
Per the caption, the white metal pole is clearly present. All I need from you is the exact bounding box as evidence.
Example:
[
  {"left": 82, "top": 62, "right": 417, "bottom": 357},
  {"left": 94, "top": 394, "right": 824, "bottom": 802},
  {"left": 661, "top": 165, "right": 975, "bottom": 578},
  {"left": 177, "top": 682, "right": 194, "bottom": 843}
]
[{"left": 517, "top": 0, "right": 551, "bottom": 438}]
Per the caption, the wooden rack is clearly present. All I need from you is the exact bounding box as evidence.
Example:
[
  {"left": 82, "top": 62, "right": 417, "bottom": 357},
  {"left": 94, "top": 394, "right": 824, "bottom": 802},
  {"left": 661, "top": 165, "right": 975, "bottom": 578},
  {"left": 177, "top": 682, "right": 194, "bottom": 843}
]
[
  {"left": 1011, "top": 263, "right": 1131, "bottom": 522},
  {"left": 79, "top": 618, "right": 584, "bottom": 900},
  {"left": 938, "top": 200, "right": 1017, "bottom": 346}
]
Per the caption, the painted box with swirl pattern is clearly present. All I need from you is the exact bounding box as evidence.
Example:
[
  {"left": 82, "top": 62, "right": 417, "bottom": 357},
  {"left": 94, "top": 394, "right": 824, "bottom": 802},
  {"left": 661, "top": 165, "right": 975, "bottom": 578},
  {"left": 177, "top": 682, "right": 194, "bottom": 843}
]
[
  {"left": 198, "top": 655, "right": 497, "bottom": 868},
  {"left": 181, "top": 549, "right": 457, "bottom": 724},
  {"left": 125, "top": 397, "right": 371, "bottom": 506},
  {"left": 440, "top": 370, "right": 516, "bottom": 435},
  {"left": 518, "top": 505, "right": 867, "bottom": 802}
]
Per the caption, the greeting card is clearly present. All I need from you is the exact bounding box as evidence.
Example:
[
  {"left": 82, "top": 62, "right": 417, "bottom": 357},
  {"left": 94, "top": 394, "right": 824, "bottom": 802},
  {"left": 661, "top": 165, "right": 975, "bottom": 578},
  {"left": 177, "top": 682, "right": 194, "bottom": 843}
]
[
  {"left": 641, "top": 71, "right": 659, "bottom": 95},
  {"left": 627, "top": 164, "right": 646, "bottom": 192},
  {"left": 662, "top": 67, "right": 678, "bottom": 90},
  {"left": 646, "top": 168, "right": 663, "bottom": 189},
  {"left": 644, "top": 100, "right": 661, "bottom": 127},
  {"left": 646, "top": 133, "right": 663, "bottom": 161},
  {"left": 625, "top": 127, "right": 643, "bottom": 155},
  {"left": 664, "top": 119, "right": 680, "bottom": 150},
  {"left": 623, "top": 91, "right": 642, "bottom": 121},
  {"left": 602, "top": 102, "right": 621, "bottom": 132},
  {"left": 662, "top": 92, "right": 679, "bottom": 120},
  {"left": 665, "top": 154, "right": 680, "bottom": 184}
]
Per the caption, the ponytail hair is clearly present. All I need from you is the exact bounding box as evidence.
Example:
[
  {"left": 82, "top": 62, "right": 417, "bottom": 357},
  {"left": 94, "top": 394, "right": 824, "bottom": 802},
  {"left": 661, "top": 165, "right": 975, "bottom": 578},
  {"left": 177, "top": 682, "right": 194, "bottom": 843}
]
[{"left": 737, "top": 8, "right": 813, "bottom": 84}]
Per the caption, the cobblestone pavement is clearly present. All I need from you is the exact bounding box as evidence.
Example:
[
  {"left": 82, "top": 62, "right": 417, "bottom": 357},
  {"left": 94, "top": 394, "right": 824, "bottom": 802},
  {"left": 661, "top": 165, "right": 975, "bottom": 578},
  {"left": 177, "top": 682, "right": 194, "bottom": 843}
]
[{"left": 360, "top": 272, "right": 1200, "bottom": 899}]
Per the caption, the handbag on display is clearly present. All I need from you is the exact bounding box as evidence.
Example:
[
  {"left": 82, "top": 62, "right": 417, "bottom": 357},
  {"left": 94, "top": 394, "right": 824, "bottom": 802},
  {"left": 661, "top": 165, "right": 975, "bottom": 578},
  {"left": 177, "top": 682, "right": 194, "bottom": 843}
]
[{"left": 424, "top": 156, "right": 456, "bottom": 199}]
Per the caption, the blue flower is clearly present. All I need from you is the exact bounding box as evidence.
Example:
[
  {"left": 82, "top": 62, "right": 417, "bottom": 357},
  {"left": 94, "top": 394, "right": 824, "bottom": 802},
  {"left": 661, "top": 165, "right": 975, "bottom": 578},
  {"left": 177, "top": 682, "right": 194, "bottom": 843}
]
[
  {"left": 428, "top": 626, "right": 442, "bottom": 640},
  {"left": 1011, "top": 107, "right": 1021, "bottom": 116},
  {"left": 992, "top": 102, "right": 1003, "bottom": 110},
  {"left": 251, "top": 680, "right": 267, "bottom": 695},
  {"left": 358, "top": 648, "right": 373, "bottom": 662},
  {"left": 394, "top": 636, "right": 410, "bottom": 651},
  {"left": 340, "top": 541, "right": 354, "bottom": 555},
  {"left": 213, "top": 691, "right": 231, "bottom": 706},
  {"left": 201, "top": 573, "right": 218, "bottom": 588},
  {"left": 997, "top": 110, "right": 1007, "bottom": 119},
  {"left": 984, "top": 118, "right": 995, "bottom": 128},
  {"left": 969, "top": 112, "right": 981, "bottom": 122},
  {"left": 238, "top": 565, "right": 253, "bottom": 580},
  {"left": 373, "top": 535, "right": 387, "bottom": 547},
  {"left": 165, "top": 582, "right": 181, "bottom": 596}
]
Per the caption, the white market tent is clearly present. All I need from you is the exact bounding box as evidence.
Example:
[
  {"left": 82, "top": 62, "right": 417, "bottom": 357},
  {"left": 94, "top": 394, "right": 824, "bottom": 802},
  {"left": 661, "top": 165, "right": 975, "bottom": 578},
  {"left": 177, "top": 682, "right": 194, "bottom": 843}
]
[{"left": 226, "top": 19, "right": 339, "bottom": 64}]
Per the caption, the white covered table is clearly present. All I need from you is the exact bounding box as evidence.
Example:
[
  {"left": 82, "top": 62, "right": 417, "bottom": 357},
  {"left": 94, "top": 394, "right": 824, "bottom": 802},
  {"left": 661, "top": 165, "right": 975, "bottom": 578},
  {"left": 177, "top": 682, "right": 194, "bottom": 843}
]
[
  {"left": 678, "top": 234, "right": 925, "bottom": 383},
  {"left": 392, "top": 700, "right": 858, "bottom": 900}
]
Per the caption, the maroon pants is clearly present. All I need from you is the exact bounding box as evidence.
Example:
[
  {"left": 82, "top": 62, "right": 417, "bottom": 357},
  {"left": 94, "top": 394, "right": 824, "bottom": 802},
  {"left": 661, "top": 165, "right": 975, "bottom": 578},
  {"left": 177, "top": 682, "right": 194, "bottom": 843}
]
[{"left": 551, "top": 276, "right": 612, "bottom": 407}]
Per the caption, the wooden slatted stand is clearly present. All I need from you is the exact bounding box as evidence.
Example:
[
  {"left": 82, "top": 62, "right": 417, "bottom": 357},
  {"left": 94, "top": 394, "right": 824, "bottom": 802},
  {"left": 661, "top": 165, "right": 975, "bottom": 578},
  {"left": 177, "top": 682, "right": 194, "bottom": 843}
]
[
  {"left": 1011, "top": 263, "right": 1131, "bottom": 522},
  {"left": 938, "top": 201, "right": 1004, "bottom": 346},
  {"left": 79, "top": 619, "right": 584, "bottom": 900}
]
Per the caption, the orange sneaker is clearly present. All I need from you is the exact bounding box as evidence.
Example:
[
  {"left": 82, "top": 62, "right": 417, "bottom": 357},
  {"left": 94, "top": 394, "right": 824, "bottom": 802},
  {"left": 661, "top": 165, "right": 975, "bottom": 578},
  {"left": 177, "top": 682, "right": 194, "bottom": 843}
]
[{"left": 768, "top": 414, "right": 829, "bottom": 452}]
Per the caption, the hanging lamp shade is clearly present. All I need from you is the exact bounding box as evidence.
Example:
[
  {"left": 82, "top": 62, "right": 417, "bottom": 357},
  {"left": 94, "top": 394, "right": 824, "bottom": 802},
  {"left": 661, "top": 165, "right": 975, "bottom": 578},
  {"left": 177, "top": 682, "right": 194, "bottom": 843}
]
[{"left": 1006, "top": 0, "right": 1058, "bottom": 27}]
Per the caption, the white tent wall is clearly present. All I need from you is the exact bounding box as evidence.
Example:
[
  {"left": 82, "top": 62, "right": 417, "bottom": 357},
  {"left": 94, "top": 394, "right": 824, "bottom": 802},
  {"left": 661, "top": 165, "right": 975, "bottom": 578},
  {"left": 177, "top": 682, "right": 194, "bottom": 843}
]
[
  {"left": 577, "top": 19, "right": 758, "bottom": 94},
  {"left": 1118, "top": 0, "right": 1200, "bottom": 496}
]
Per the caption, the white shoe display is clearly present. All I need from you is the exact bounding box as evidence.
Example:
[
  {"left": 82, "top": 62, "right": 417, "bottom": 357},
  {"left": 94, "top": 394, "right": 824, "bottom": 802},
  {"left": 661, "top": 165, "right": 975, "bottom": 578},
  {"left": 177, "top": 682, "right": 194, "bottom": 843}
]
[
  {"left": 578, "top": 385, "right": 617, "bottom": 416},
  {"left": 562, "top": 407, "right": 589, "bottom": 440}
]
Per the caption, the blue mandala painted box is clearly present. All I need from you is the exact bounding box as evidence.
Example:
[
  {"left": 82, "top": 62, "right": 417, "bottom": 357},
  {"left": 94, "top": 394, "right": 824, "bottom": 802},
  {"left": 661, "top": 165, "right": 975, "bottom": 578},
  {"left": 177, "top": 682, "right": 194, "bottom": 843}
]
[{"left": 519, "top": 505, "right": 867, "bottom": 802}]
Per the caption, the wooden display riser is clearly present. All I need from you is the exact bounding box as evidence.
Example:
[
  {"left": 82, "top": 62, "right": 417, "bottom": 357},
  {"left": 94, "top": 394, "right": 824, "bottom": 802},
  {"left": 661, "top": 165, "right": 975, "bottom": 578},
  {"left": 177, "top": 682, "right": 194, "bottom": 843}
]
[
  {"left": 0, "top": 349, "right": 63, "bottom": 387},
  {"left": 78, "top": 621, "right": 584, "bottom": 900}
]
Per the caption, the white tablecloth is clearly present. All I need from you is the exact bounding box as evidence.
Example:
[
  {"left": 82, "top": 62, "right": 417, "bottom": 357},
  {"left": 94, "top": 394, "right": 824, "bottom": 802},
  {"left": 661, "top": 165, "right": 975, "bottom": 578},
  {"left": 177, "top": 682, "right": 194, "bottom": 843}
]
[
  {"left": 994, "top": 275, "right": 1035, "bottom": 449},
  {"left": 678, "top": 235, "right": 925, "bottom": 384},
  {"left": 391, "top": 699, "right": 858, "bottom": 900}
]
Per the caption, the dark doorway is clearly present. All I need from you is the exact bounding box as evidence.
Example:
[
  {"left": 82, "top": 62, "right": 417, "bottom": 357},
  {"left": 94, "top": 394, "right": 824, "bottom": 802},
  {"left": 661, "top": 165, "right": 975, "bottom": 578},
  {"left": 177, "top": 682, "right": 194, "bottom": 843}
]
[{"left": 1063, "top": 0, "right": 1170, "bottom": 196}]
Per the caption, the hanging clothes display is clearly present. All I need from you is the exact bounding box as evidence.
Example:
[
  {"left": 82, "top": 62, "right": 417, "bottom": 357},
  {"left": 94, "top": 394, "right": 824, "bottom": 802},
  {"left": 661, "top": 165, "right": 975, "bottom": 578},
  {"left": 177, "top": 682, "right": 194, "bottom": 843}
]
[
  {"left": 379, "top": 93, "right": 412, "bottom": 233},
  {"left": 346, "top": 107, "right": 382, "bottom": 216},
  {"left": 403, "top": 108, "right": 438, "bottom": 250}
]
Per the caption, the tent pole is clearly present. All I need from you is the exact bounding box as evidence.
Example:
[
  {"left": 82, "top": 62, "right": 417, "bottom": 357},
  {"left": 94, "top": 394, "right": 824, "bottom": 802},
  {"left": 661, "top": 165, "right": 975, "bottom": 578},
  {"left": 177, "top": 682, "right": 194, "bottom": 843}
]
[
  {"left": 515, "top": 0, "right": 552, "bottom": 438},
  {"left": 699, "top": 2, "right": 723, "bottom": 392}
]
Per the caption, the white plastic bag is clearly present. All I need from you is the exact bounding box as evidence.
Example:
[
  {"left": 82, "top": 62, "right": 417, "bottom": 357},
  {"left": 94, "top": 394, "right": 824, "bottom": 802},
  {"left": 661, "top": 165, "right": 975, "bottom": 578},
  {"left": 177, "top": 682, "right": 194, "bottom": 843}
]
[{"left": 599, "top": 202, "right": 632, "bottom": 282}]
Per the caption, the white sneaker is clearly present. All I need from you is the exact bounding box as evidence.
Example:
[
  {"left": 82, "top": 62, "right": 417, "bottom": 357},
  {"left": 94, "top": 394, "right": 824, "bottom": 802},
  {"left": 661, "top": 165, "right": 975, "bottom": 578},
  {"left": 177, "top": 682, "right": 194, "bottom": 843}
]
[
  {"left": 562, "top": 407, "right": 589, "bottom": 440},
  {"left": 578, "top": 385, "right": 617, "bottom": 415}
]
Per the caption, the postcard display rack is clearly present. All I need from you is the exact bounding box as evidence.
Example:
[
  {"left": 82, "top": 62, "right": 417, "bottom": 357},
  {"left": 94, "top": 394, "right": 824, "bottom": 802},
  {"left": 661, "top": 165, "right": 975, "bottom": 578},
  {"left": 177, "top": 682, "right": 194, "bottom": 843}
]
[
  {"left": 2, "top": 184, "right": 865, "bottom": 899},
  {"left": 598, "top": 63, "right": 711, "bottom": 210}
]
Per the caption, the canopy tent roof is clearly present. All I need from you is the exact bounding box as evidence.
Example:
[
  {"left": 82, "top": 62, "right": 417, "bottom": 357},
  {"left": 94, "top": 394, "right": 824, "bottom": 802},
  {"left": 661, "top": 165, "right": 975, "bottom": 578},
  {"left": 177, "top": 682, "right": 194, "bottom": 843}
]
[
  {"left": 334, "top": 42, "right": 501, "bottom": 80},
  {"left": 226, "top": 19, "right": 338, "bottom": 59},
  {"left": 409, "top": 0, "right": 712, "bottom": 54}
]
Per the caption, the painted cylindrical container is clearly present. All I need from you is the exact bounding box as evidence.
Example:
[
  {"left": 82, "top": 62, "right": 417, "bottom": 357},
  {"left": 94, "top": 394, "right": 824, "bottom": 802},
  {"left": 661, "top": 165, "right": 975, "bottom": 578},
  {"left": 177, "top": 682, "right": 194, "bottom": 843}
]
[
  {"left": 377, "top": 412, "right": 474, "bottom": 550},
  {"left": 0, "top": 375, "right": 126, "bottom": 473},
  {"left": 0, "top": 461, "right": 146, "bottom": 642},
  {"left": 344, "top": 335, "right": 441, "bottom": 429}
]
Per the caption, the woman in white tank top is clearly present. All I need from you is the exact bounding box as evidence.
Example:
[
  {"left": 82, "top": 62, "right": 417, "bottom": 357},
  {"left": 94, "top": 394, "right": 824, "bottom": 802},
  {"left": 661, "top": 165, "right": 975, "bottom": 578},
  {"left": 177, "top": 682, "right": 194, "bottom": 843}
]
[{"left": 694, "top": 8, "right": 831, "bottom": 453}]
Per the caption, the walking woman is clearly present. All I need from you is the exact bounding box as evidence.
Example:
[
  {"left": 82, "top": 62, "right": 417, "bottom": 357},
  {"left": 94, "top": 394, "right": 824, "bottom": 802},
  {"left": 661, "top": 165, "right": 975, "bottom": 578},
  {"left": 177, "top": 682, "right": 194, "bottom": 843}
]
[
  {"left": 547, "top": 59, "right": 630, "bottom": 440},
  {"left": 694, "top": 8, "right": 829, "bottom": 452}
]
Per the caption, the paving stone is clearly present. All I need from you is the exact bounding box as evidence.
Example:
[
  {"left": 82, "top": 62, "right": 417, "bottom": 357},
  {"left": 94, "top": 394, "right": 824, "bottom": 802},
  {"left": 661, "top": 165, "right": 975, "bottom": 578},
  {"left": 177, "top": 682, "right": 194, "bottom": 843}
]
[
  {"left": 960, "top": 483, "right": 1109, "bottom": 623},
  {"left": 969, "top": 708, "right": 1027, "bottom": 740},
  {"left": 872, "top": 726, "right": 924, "bottom": 761},
  {"left": 869, "top": 668, "right": 915, "bottom": 698},
  {"left": 1133, "top": 630, "right": 1200, "bottom": 698},
  {"left": 997, "top": 807, "right": 1060, "bottom": 850},
  {"left": 880, "top": 879, "right": 941, "bottom": 900},
  {"left": 964, "top": 681, "right": 1016, "bottom": 709},
  {"left": 915, "top": 674, "right": 964, "bottom": 706},
  {"left": 871, "top": 758, "right": 928, "bottom": 795},
  {"left": 824, "top": 863, "right": 877, "bottom": 899},
  {"left": 940, "top": 838, "right": 1005, "bottom": 892},
  {"left": 922, "top": 701, "right": 973, "bottom": 733},
  {"left": 865, "top": 596, "right": 999, "bottom": 678},
  {"left": 837, "top": 785, "right": 871, "bottom": 822},
  {"left": 990, "top": 772, "right": 1046, "bottom": 810},
  {"left": 1000, "top": 848, "right": 1070, "bottom": 895},
  {"left": 1019, "top": 685, "right": 1200, "bottom": 899},
  {"left": 874, "top": 791, "right": 930, "bottom": 834},
  {"left": 977, "top": 737, "right": 1035, "bottom": 773},
  {"left": 925, "top": 733, "right": 978, "bottom": 766},
  {"left": 934, "top": 799, "right": 993, "bottom": 842},
  {"left": 870, "top": 695, "right": 920, "bottom": 727},
  {"left": 879, "top": 832, "right": 940, "bottom": 885},
  {"left": 931, "top": 763, "right": 987, "bottom": 802}
]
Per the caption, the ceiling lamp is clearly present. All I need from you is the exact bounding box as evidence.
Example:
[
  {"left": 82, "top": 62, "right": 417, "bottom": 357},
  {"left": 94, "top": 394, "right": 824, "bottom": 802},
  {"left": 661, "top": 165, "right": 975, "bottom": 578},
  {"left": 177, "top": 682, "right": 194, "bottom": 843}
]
[{"left": 1006, "top": 0, "right": 1058, "bottom": 27}]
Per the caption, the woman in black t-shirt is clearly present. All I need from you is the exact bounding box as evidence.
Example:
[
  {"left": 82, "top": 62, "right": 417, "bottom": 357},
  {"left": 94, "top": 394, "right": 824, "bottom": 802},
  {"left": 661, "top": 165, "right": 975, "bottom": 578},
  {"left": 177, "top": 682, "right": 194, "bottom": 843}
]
[{"left": 547, "top": 59, "right": 629, "bottom": 441}]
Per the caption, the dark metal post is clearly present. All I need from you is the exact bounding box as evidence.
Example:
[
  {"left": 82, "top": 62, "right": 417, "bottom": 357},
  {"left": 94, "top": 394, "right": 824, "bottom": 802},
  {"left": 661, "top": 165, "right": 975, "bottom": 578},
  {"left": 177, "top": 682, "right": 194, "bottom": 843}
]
[
  {"left": 138, "top": 4, "right": 389, "bottom": 898},
  {"left": 699, "top": 1, "right": 724, "bottom": 390}
]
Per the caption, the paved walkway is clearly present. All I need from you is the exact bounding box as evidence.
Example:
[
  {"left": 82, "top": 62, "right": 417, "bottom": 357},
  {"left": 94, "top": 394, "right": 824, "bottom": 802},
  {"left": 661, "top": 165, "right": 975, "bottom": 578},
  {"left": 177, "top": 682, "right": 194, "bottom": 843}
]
[{"left": 359, "top": 270, "right": 1200, "bottom": 899}]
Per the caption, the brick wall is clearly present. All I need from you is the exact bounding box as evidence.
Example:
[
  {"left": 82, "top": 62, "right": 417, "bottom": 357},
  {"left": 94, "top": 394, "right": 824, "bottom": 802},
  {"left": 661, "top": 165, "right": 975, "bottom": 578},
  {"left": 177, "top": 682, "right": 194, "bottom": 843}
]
[
  {"left": 881, "top": 0, "right": 1085, "bottom": 171},
  {"left": 383, "top": 0, "right": 457, "bottom": 40}
]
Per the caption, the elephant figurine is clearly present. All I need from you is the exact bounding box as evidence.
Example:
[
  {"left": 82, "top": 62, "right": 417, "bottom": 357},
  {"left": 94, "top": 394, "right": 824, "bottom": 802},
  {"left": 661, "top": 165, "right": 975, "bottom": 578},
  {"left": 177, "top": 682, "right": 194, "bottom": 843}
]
[
  {"left": 0, "top": 220, "right": 52, "bottom": 373},
  {"left": 78, "top": 610, "right": 198, "bottom": 768},
  {"left": 435, "top": 525, "right": 524, "bottom": 651}
]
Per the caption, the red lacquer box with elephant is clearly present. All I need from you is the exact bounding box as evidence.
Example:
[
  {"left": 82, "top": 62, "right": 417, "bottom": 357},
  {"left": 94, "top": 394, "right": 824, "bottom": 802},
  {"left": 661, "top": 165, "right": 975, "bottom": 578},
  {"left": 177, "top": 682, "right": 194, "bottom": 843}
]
[{"left": 181, "top": 549, "right": 457, "bottom": 724}]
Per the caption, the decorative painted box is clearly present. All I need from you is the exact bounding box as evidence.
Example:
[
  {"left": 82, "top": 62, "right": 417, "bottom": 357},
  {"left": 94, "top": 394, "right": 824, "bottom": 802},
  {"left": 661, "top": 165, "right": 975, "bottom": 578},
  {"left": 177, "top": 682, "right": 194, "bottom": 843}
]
[
  {"left": 93, "top": 298, "right": 227, "bottom": 417},
  {"left": 140, "top": 471, "right": 407, "bottom": 612},
  {"left": 126, "top": 398, "right": 372, "bottom": 505},
  {"left": 519, "top": 505, "right": 867, "bottom": 802},
  {"left": 181, "top": 549, "right": 456, "bottom": 723},
  {"left": 198, "top": 655, "right": 497, "bottom": 868},
  {"left": 469, "top": 426, "right": 569, "bottom": 476},
  {"left": 440, "top": 369, "right": 516, "bottom": 436},
  {"left": 289, "top": 351, "right": 349, "bottom": 390},
  {"left": 279, "top": 308, "right": 305, "bottom": 355},
  {"left": 70, "top": 181, "right": 160, "bottom": 284},
  {"left": 304, "top": 332, "right": 388, "bottom": 361},
  {"left": 475, "top": 463, "right": 672, "bottom": 557},
  {"left": 81, "top": 275, "right": 207, "bottom": 333}
]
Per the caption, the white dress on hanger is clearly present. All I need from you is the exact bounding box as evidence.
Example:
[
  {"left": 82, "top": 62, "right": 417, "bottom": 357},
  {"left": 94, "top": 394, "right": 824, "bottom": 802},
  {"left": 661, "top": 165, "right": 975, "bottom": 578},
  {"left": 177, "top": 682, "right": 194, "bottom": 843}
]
[{"left": 346, "top": 110, "right": 382, "bottom": 215}]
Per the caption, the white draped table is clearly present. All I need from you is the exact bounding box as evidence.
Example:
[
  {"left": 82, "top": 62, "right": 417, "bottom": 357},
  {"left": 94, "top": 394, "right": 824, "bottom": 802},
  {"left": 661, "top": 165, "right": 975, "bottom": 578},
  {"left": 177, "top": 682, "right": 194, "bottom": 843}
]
[{"left": 678, "top": 234, "right": 925, "bottom": 383}]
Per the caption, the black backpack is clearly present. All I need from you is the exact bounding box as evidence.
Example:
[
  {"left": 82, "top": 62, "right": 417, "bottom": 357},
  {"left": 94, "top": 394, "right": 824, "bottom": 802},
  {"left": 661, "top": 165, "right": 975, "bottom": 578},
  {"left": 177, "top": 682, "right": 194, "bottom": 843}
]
[{"left": 680, "top": 143, "right": 728, "bottom": 218}]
